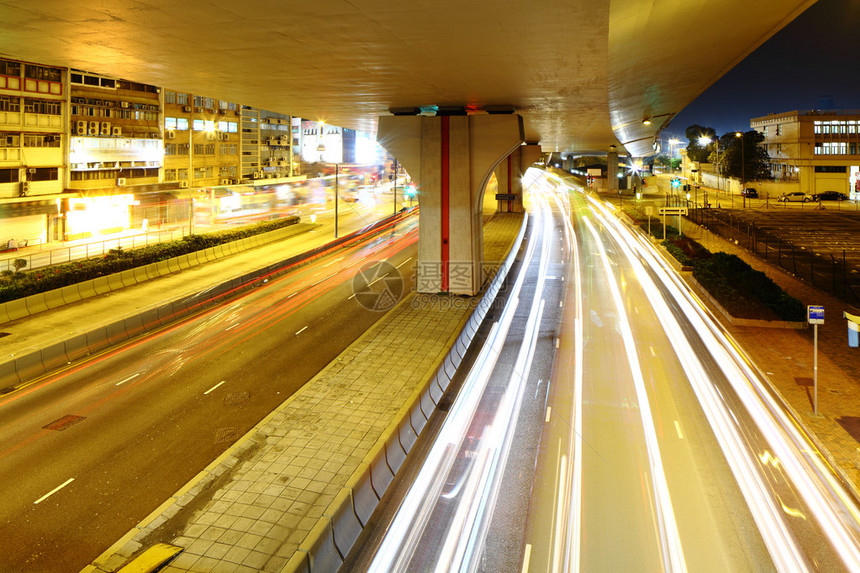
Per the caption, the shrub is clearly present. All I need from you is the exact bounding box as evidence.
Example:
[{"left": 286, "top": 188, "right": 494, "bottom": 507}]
[
  {"left": 0, "top": 216, "right": 300, "bottom": 303},
  {"left": 693, "top": 252, "right": 805, "bottom": 321}
]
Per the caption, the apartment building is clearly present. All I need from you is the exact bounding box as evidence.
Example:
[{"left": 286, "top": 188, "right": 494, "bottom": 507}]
[
  {"left": 0, "top": 57, "right": 66, "bottom": 243},
  {"left": 239, "top": 106, "right": 293, "bottom": 181},
  {"left": 751, "top": 109, "right": 860, "bottom": 199},
  {"left": 163, "top": 90, "right": 242, "bottom": 189}
]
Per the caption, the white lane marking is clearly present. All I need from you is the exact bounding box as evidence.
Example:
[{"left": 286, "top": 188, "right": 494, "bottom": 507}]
[
  {"left": 555, "top": 338, "right": 560, "bottom": 349},
  {"left": 347, "top": 293, "right": 356, "bottom": 300},
  {"left": 369, "top": 273, "right": 389, "bottom": 287},
  {"left": 521, "top": 543, "right": 532, "bottom": 573},
  {"left": 115, "top": 373, "right": 139, "bottom": 386},
  {"left": 204, "top": 380, "right": 226, "bottom": 395},
  {"left": 323, "top": 256, "right": 344, "bottom": 268},
  {"left": 559, "top": 300, "right": 564, "bottom": 308},
  {"left": 311, "top": 273, "right": 337, "bottom": 287},
  {"left": 545, "top": 275, "right": 556, "bottom": 280},
  {"left": 295, "top": 326, "right": 309, "bottom": 335},
  {"left": 535, "top": 379, "right": 543, "bottom": 399},
  {"left": 396, "top": 257, "right": 413, "bottom": 269},
  {"left": 545, "top": 406, "right": 552, "bottom": 423},
  {"left": 649, "top": 346, "right": 656, "bottom": 357},
  {"left": 34, "top": 478, "right": 74, "bottom": 504},
  {"left": 225, "top": 323, "right": 239, "bottom": 331},
  {"left": 286, "top": 292, "right": 298, "bottom": 299},
  {"left": 674, "top": 421, "right": 684, "bottom": 440}
]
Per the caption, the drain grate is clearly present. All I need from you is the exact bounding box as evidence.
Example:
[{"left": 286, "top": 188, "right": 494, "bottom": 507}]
[
  {"left": 43, "top": 414, "right": 86, "bottom": 431},
  {"left": 214, "top": 427, "right": 242, "bottom": 444},
  {"left": 224, "top": 392, "right": 250, "bottom": 406}
]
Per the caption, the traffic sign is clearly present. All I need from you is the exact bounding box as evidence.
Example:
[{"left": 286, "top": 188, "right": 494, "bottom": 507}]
[{"left": 808, "top": 305, "right": 824, "bottom": 325}]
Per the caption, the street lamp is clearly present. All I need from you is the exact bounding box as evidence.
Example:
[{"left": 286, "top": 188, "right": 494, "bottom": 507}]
[{"left": 736, "top": 131, "right": 746, "bottom": 208}]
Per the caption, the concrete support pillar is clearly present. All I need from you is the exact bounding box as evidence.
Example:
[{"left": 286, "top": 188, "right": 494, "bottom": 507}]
[
  {"left": 494, "top": 143, "right": 541, "bottom": 213},
  {"left": 607, "top": 145, "right": 619, "bottom": 192},
  {"left": 378, "top": 113, "right": 524, "bottom": 295}
]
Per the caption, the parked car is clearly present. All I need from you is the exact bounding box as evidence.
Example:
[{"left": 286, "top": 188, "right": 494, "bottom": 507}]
[
  {"left": 740, "top": 188, "right": 758, "bottom": 198},
  {"left": 777, "top": 191, "right": 812, "bottom": 202},
  {"left": 812, "top": 191, "right": 848, "bottom": 201}
]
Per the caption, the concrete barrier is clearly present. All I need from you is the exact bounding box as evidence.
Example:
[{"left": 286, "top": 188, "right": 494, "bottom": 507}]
[
  {"left": 92, "top": 276, "right": 112, "bottom": 295},
  {"left": 0, "top": 360, "right": 19, "bottom": 388},
  {"left": 64, "top": 333, "right": 90, "bottom": 362},
  {"left": 60, "top": 284, "right": 82, "bottom": 305},
  {"left": 398, "top": 419, "right": 418, "bottom": 454},
  {"left": 385, "top": 437, "right": 407, "bottom": 475},
  {"left": 107, "top": 273, "right": 125, "bottom": 291},
  {"left": 300, "top": 518, "right": 342, "bottom": 572},
  {"left": 4, "top": 299, "right": 28, "bottom": 322},
  {"left": 167, "top": 258, "right": 182, "bottom": 274},
  {"left": 119, "top": 269, "right": 137, "bottom": 289},
  {"left": 409, "top": 402, "right": 428, "bottom": 436},
  {"left": 105, "top": 320, "right": 129, "bottom": 345},
  {"left": 85, "top": 326, "right": 110, "bottom": 354},
  {"left": 326, "top": 489, "right": 363, "bottom": 561},
  {"left": 41, "top": 341, "right": 69, "bottom": 372},
  {"left": 25, "top": 293, "right": 49, "bottom": 315},
  {"left": 139, "top": 308, "right": 161, "bottom": 331},
  {"left": 0, "top": 303, "right": 9, "bottom": 324},
  {"left": 133, "top": 266, "right": 150, "bottom": 284},
  {"left": 368, "top": 446, "right": 394, "bottom": 500},
  {"left": 44, "top": 289, "right": 66, "bottom": 310},
  {"left": 155, "top": 260, "right": 171, "bottom": 277},
  {"left": 14, "top": 351, "right": 44, "bottom": 382},
  {"left": 419, "top": 386, "right": 437, "bottom": 419},
  {"left": 124, "top": 314, "right": 146, "bottom": 339},
  {"left": 347, "top": 463, "right": 378, "bottom": 527},
  {"left": 78, "top": 280, "right": 98, "bottom": 299}
]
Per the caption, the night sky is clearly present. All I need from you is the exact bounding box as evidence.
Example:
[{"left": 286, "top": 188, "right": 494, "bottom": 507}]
[{"left": 664, "top": 0, "right": 860, "bottom": 142}]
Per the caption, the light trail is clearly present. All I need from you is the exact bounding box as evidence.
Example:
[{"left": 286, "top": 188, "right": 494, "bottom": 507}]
[{"left": 587, "top": 193, "right": 860, "bottom": 569}]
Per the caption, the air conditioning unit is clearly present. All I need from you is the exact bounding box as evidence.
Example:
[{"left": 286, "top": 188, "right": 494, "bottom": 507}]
[
  {"left": 219, "top": 109, "right": 228, "bottom": 115},
  {"left": 220, "top": 178, "right": 230, "bottom": 185},
  {"left": 179, "top": 181, "right": 189, "bottom": 188},
  {"left": 20, "top": 181, "right": 30, "bottom": 195},
  {"left": 120, "top": 101, "right": 129, "bottom": 108},
  {"left": 76, "top": 120, "right": 87, "bottom": 132},
  {"left": 253, "top": 171, "right": 262, "bottom": 178},
  {"left": 206, "top": 132, "right": 216, "bottom": 140},
  {"left": 101, "top": 122, "right": 111, "bottom": 135},
  {"left": 219, "top": 133, "right": 228, "bottom": 141},
  {"left": 167, "top": 130, "right": 176, "bottom": 139},
  {"left": 183, "top": 105, "right": 192, "bottom": 113},
  {"left": 116, "top": 177, "right": 126, "bottom": 186},
  {"left": 194, "top": 107, "right": 203, "bottom": 113},
  {"left": 112, "top": 126, "right": 122, "bottom": 136},
  {"left": 89, "top": 121, "right": 99, "bottom": 135}
]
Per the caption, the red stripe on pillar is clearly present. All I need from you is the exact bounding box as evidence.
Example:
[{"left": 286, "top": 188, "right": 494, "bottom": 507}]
[
  {"left": 507, "top": 155, "right": 513, "bottom": 212},
  {"left": 440, "top": 116, "right": 450, "bottom": 292}
]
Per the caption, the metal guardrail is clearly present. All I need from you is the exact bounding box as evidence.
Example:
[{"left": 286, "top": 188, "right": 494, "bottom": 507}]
[{"left": 0, "top": 228, "right": 186, "bottom": 273}]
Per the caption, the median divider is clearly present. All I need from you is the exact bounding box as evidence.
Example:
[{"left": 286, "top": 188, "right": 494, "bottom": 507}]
[{"left": 283, "top": 213, "right": 527, "bottom": 572}]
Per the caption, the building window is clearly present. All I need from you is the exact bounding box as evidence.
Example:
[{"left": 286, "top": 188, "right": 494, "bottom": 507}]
[
  {"left": 219, "top": 144, "right": 237, "bottom": 155},
  {"left": 23, "top": 134, "right": 61, "bottom": 147},
  {"left": 192, "top": 119, "right": 204, "bottom": 131},
  {"left": 176, "top": 93, "right": 188, "bottom": 105},
  {"left": 204, "top": 120, "right": 215, "bottom": 132},
  {"left": 193, "top": 95, "right": 204, "bottom": 107},
  {"left": 164, "top": 168, "right": 177, "bottom": 181},
  {"left": 204, "top": 97, "right": 214, "bottom": 109},
  {"left": 0, "top": 168, "right": 19, "bottom": 182},
  {"left": 23, "top": 64, "right": 61, "bottom": 83},
  {"left": 814, "top": 165, "right": 847, "bottom": 173},
  {"left": 27, "top": 167, "right": 59, "bottom": 181},
  {"left": 23, "top": 98, "right": 61, "bottom": 115},
  {"left": 176, "top": 118, "right": 189, "bottom": 131},
  {"left": 165, "top": 91, "right": 176, "bottom": 105},
  {"left": 0, "top": 96, "right": 20, "bottom": 112},
  {"left": 0, "top": 133, "right": 20, "bottom": 147},
  {"left": 165, "top": 117, "right": 177, "bottom": 130},
  {"left": 0, "top": 60, "right": 21, "bottom": 77}
]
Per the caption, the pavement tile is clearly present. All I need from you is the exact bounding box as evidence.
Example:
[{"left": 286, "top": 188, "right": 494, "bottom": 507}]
[
  {"left": 217, "top": 529, "right": 244, "bottom": 545},
  {"left": 222, "top": 545, "right": 251, "bottom": 565},
  {"left": 236, "top": 532, "right": 263, "bottom": 551},
  {"left": 204, "top": 542, "right": 231, "bottom": 560},
  {"left": 200, "top": 526, "right": 226, "bottom": 542}
]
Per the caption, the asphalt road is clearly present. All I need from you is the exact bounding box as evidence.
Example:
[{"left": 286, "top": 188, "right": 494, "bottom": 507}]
[
  {"left": 0, "top": 211, "right": 418, "bottom": 572},
  {"left": 523, "top": 174, "right": 860, "bottom": 571}
]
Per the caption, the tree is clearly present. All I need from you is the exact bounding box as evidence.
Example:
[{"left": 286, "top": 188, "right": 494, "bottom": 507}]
[
  {"left": 714, "top": 130, "right": 770, "bottom": 181},
  {"left": 685, "top": 125, "right": 717, "bottom": 162}
]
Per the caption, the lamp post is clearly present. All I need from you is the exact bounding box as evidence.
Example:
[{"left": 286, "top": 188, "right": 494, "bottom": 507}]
[{"left": 736, "top": 131, "right": 746, "bottom": 208}]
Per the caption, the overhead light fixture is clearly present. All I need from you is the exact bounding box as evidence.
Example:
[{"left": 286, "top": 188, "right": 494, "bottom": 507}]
[{"left": 643, "top": 118, "right": 652, "bottom": 126}]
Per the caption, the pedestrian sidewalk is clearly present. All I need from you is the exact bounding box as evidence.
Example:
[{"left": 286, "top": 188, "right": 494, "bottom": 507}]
[
  {"left": 82, "top": 212, "right": 525, "bottom": 573},
  {"left": 675, "top": 217, "right": 860, "bottom": 491}
]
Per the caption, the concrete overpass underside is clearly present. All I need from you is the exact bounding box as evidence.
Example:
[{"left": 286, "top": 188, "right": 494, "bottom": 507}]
[{"left": 0, "top": 0, "right": 816, "bottom": 294}]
